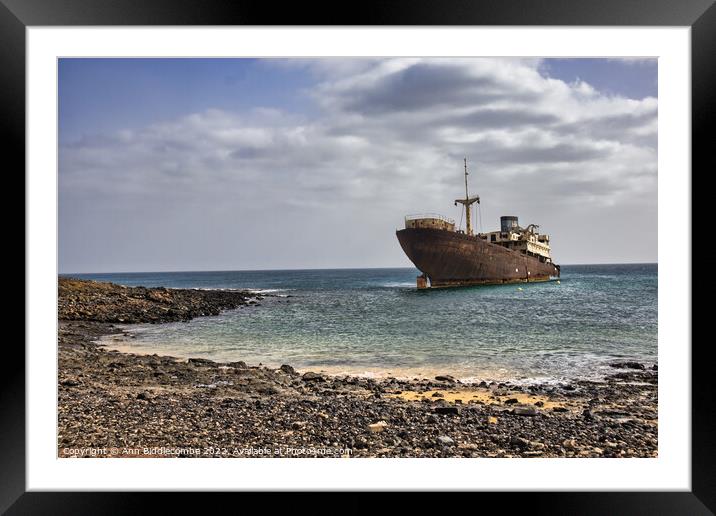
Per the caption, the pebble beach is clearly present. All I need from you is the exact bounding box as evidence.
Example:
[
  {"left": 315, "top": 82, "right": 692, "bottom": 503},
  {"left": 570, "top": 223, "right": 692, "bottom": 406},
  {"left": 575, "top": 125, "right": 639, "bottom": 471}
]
[{"left": 58, "top": 278, "right": 658, "bottom": 458}]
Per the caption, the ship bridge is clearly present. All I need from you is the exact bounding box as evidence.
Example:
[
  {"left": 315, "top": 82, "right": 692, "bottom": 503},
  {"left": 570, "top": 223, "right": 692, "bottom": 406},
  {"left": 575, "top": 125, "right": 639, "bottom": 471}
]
[{"left": 479, "top": 216, "right": 553, "bottom": 263}]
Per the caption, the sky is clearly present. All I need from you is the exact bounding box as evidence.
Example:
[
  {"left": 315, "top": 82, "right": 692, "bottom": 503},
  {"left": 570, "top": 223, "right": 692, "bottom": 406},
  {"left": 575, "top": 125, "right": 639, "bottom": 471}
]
[{"left": 58, "top": 58, "right": 658, "bottom": 273}]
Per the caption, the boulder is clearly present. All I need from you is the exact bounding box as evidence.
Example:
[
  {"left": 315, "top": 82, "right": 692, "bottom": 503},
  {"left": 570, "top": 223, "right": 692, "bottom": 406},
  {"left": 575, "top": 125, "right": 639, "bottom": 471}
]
[
  {"left": 434, "top": 406, "right": 460, "bottom": 416},
  {"left": 610, "top": 361, "right": 645, "bottom": 370},
  {"left": 188, "top": 358, "right": 215, "bottom": 367},
  {"left": 510, "top": 436, "right": 530, "bottom": 448},
  {"left": 302, "top": 372, "right": 325, "bottom": 382},
  {"left": 512, "top": 405, "right": 539, "bottom": 416},
  {"left": 279, "top": 364, "right": 297, "bottom": 375}
]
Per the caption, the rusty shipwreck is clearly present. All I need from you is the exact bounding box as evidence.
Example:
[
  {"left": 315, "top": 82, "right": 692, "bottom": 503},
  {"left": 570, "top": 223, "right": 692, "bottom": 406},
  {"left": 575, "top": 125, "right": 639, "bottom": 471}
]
[{"left": 396, "top": 159, "right": 560, "bottom": 289}]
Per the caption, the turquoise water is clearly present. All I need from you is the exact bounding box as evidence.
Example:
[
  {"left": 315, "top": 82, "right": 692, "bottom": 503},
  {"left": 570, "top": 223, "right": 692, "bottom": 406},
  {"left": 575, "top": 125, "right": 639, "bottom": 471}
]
[{"left": 71, "top": 264, "right": 657, "bottom": 383}]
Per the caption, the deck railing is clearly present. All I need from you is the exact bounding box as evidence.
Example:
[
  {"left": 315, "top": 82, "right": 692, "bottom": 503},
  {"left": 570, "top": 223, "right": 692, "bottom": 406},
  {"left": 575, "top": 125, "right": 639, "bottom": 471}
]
[{"left": 404, "top": 213, "right": 455, "bottom": 225}]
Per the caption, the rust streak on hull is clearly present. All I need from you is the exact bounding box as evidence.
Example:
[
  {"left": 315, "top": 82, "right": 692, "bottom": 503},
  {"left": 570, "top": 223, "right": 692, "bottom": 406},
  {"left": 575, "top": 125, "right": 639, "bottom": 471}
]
[{"left": 396, "top": 227, "right": 560, "bottom": 288}]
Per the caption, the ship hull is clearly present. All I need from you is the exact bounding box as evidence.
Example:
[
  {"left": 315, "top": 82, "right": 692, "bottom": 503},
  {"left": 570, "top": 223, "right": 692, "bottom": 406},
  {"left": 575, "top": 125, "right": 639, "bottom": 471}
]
[{"left": 396, "top": 228, "right": 560, "bottom": 288}]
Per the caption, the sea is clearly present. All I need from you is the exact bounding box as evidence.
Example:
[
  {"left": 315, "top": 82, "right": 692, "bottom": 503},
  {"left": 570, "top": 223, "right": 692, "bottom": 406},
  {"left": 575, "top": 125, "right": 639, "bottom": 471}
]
[{"left": 69, "top": 264, "right": 657, "bottom": 384}]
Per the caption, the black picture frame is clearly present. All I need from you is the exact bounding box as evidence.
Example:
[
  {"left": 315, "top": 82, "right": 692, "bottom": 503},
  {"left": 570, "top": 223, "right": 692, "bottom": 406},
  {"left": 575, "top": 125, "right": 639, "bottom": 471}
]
[{"left": 8, "top": 0, "right": 713, "bottom": 512}]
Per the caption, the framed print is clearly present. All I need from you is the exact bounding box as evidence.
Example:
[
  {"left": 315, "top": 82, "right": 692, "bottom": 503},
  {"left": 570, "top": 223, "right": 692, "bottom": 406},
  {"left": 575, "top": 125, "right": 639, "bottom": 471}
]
[{"left": 10, "top": 0, "right": 715, "bottom": 512}]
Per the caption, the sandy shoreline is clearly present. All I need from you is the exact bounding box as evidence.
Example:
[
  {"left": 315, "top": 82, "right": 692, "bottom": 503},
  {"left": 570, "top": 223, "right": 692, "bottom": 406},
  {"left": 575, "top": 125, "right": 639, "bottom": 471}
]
[
  {"left": 99, "top": 323, "right": 655, "bottom": 385},
  {"left": 58, "top": 278, "right": 658, "bottom": 458}
]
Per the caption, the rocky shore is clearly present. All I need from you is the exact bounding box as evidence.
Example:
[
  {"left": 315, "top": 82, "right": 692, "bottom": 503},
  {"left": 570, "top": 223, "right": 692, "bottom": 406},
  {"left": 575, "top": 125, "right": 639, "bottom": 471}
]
[
  {"left": 58, "top": 278, "right": 658, "bottom": 458},
  {"left": 59, "top": 277, "right": 258, "bottom": 323}
]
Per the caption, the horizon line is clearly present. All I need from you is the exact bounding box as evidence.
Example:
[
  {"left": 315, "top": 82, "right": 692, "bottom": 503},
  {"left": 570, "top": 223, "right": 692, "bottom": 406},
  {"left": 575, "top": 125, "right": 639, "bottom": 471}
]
[{"left": 60, "top": 261, "right": 658, "bottom": 276}]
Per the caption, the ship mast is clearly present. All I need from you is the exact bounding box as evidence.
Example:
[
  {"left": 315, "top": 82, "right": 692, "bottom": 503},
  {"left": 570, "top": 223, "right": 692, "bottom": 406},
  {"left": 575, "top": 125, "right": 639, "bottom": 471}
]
[{"left": 455, "top": 157, "right": 480, "bottom": 236}]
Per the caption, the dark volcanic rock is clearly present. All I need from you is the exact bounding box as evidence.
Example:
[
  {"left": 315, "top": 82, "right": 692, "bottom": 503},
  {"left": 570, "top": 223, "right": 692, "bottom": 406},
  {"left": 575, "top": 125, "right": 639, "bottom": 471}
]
[
  {"left": 510, "top": 436, "right": 530, "bottom": 448},
  {"left": 58, "top": 277, "right": 254, "bottom": 324},
  {"left": 188, "top": 358, "right": 215, "bottom": 367},
  {"left": 610, "top": 361, "right": 645, "bottom": 370},
  {"left": 513, "top": 405, "right": 539, "bottom": 416},
  {"left": 302, "top": 372, "right": 325, "bottom": 382},
  {"left": 280, "top": 364, "right": 298, "bottom": 375},
  {"left": 434, "top": 406, "right": 460, "bottom": 416}
]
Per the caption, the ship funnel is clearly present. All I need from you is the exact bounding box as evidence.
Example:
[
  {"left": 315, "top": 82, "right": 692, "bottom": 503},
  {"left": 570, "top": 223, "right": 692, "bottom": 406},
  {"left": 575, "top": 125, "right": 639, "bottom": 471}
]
[{"left": 500, "top": 216, "right": 519, "bottom": 232}]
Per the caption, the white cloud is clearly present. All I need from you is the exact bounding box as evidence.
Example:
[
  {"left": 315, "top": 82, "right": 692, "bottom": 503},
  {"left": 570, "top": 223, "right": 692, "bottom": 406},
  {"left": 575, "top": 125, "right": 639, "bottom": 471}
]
[{"left": 59, "top": 58, "right": 657, "bottom": 272}]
